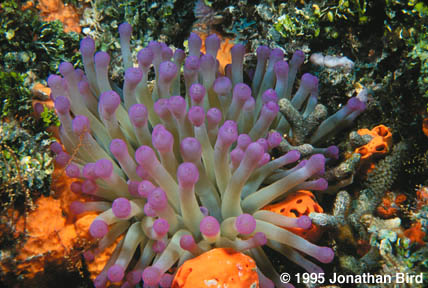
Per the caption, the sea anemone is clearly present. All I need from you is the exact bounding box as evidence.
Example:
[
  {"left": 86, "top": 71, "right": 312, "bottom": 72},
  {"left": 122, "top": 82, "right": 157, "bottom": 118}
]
[{"left": 49, "top": 22, "right": 366, "bottom": 287}]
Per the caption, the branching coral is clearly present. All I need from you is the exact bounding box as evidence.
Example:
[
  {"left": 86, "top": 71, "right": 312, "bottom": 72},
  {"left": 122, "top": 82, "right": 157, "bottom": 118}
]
[{"left": 47, "top": 22, "right": 367, "bottom": 287}]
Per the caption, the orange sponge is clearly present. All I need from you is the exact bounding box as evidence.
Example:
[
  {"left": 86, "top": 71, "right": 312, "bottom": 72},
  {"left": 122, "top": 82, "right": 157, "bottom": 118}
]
[
  {"left": 355, "top": 125, "right": 392, "bottom": 164},
  {"left": 376, "top": 192, "right": 406, "bottom": 219},
  {"left": 37, "top": 0, "right": 81, "bottom": 33},
  {"left": 404, "top": 222, "right": 426, "bottom": 246},
  {"left": 262, "top": 190, "right": 323, "bottom": 242},
  {"left": 172, "top": 248, "right": 258, "bottom": 288}
]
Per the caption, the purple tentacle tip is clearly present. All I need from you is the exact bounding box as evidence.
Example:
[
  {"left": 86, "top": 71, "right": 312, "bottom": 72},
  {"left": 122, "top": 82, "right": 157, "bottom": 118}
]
[
  {"left": 253, "top": 232, "right": 267, "bottom": 246},
  {"left": 207, "top": 108, "right": 222, "bottom": 125},
  {"left": 135, "top": 145, "right": 157, "bottom": 166},
  {"left": 213, "top": 77, "right": 232, "bottom": 95},
  {"left": 326, "top": 145, "right": 339, "bottom": 159},
  {"left": 180, "top": 137, "right": 202, "bottom": 162},
  {"left": 144, "top": 203, "right": 157, "bottom": 217},
  {"left": 125, "top": 67, "right": 143, "bottom": 85},
  {"left": 54, "top": 96, "right": 70, "bottom": 114},
  {"left": 235, "top": 213, "right": 256, "bottom": 235},
  {"left": 270, "top": 48, "right": 284, "bottom": 61},
  {"left": 317, "top": 247, "right": 335, "bottom": 264},
  {"left": 257, "top": 45, "right": 270, "bottom": 60},
  {"left": 218, "top": 120, "right": 238, "bottom": 145},
  {"left": 100, "top": 91, "right": 120, "bottom": 115},
  {"left": 189, "top": 83, "right": 206, "bottom": 104},
  {"left": 200, "top": 216, "right": 220, "bottom": 237},
  {"left": 80, "top": 37, "right": 95, "bottom": 56},
  {"left": 177, "top": 162, "right": 199, "bottom": 188},
  {"left": 126, "top": 270, "right": 142, "bottom": 285},
  {"left": 70, "top": 201, "right": 84, "bottom": 215},
  {"left": 55, "top": 152, "right": 71, "bottom": 167},
  {"left": 237, "top": 134, "right": 252, "bottom": 150},
  {"left": 90, "top": 219, "right": 108, "bottom": 238},
  {"left": 118, "top": 22, "right": 132, "bottom": 37},
  {"left": 137, "top": 47, "right": 154, "bottom": 67},
  {"left": 50, "top": 141, "right": 63, "bottom": 154},
  {"left": 245, "top": 142, "right": 265, "bottom": 162},
  {"left": 168, "top": 95, "right": 186, "bottom": 118},
  {"left": 147, "top": 188, "right": 168, "bottom": 210},
  {"left": 267, "top": 132, "right": 282, "bottom": 149},
  {"left": 153, "top": 218, "right": 170, "bottom": 236},
  {"left": 142, "top": 266, "right": 162, "bottom": 286},
  {"left": 65, "top": 163, "right": 80, "bottom": 178},
  {"left": 307, "top": 154, "right": 325, "bottom": 175},
  {"left": 287, "top": 150, "right": 301, "bottom": 162},
  {"left": 110, "top": 139, "right": 128, "bottom": 158},
  {"left": 59, "top": 62, "right": 74, "bottom": 76},
  {"left": 297, "top": 215, "right": 312, "bottom": 230},
  {"left": 138, "top": 180, "right": 156, "bottom": 198},
  {"left": 128, "top": 180, "right": 140, "bottom": 197},
  {"left": 180, "top": 234, "right": 196, "bottom": 250},
  {"left": 300, "top": 73, "right": 318, "bottom": 90},
  {"left": 274, "top": 61, "right": 289, "bottom": 78},
  {"left": 262, "top": 89, "right": 278, "bottom": 104},
  {"left": 94, "top": 51, "right": 110, "bottom": 67},
  {"left": 184, "top": 55, "right": 200, "bottom": 70},
  {"left": 152, "top": 125, "right": 174, "bottom": 152},
  {"left": 159, "top": 61, "right": 177, "bottom": 82},
  {"left": 188, "top": 106, "right": 205, "bottom": 127},
  {"left": 314, "top": 178, "right": 328, "bottom": 191},
  {"left": 95, "top": 159, "right": 113, "bottom": 178},
  {"left": 112, "top": 197, "right": 131, "bottom": 218},
  {"left": 108, "top": 264, "right": 125, "bottom": 282},
  {"left": 291, "top": 50, "right": 305, "bottom": 66},
  {"left": 72, "top": 115, "right": 90, "bottom": 135},
  {"left": 200, "top": 206, "right": 209, "bottom": 216},
  {"left": 159, "top": 273, "right": 174, "bottom": 288},
  {"left": 233, "top": 83, "right": 252, "bottom": 103},
  {"left": 129, "top": 104, "right": 148, "bottom": 127}
]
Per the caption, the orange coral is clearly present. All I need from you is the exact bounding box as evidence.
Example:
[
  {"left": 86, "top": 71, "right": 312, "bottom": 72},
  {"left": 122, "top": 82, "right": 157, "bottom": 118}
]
[
  {"left": 172, "top": 248, "right": 258, "bottom": 288},
  {"left": 416, "top": 186, "right": 428, "bottom": 209},
  {"left": 376, "top": 191, "right": 406, "bottom": 219},
  {"left": 355, "top": 125, "right": 392, "bottom": 172},
  {"left": 404, "top": 222, "right": 426, "bottom": 246},
  {"left": 262, "top": 190, "right": 323, "bottom": 242},
  {"left": 376, "top": 198, "right": 397, "bottom": 219},
  {"left": 196, "top": 31, "right": 234, "bottom": 74},
  {"left": 394, "top": 194, "right": 407, "bottom": 205},
  {"left": 21, "top": 1, "right": 34, "bottom": 10},
  {"left": 37, "top": 0, "right": 81, "bottom": 33}
]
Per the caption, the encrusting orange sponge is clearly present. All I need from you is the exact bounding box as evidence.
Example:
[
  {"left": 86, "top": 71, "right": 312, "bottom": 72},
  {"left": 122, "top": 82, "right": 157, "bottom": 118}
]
[
  {"left": 262, "top": 190, "right": 323, "bottom": 242},
  {"left": 37, "top": 0, "right": 81, "bottom": 33},
  {"left": 172, "top": 248, "right": 258, "bottom": 288},
  {"left": 376, "top": 191, "right": 406, "bottom": 219},
  {"left": 355, "top": 124, "right": 392, "bottom": 164},
  {"left": 404, "top": 222, "right": 426, "bottom": 246}
]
